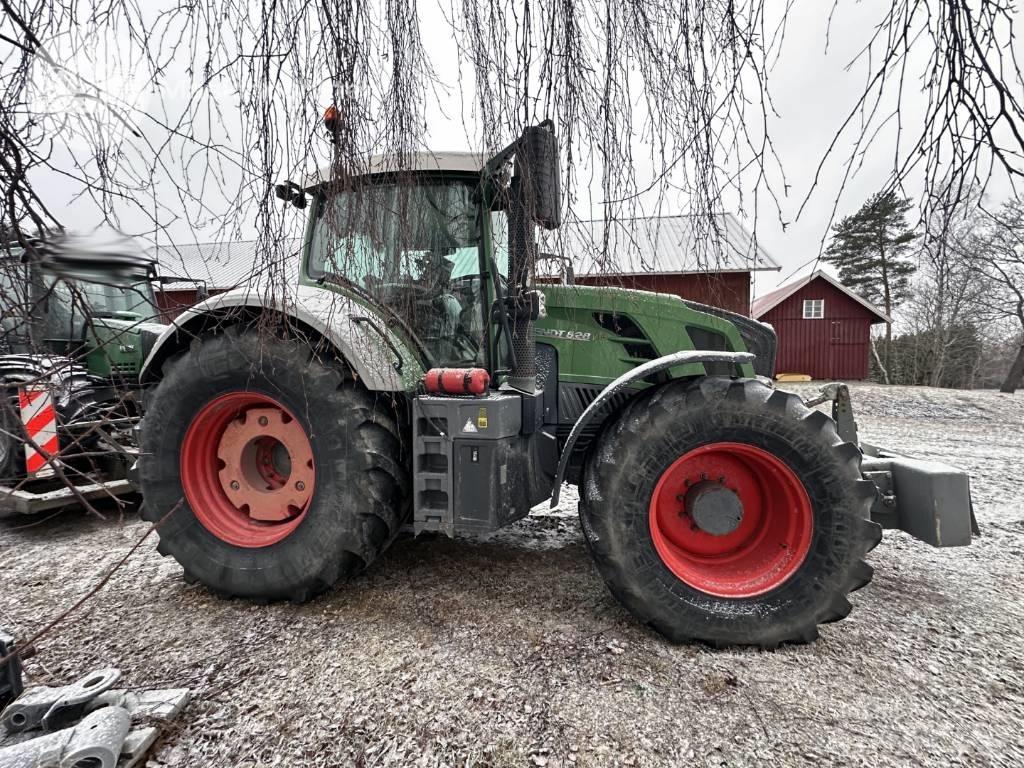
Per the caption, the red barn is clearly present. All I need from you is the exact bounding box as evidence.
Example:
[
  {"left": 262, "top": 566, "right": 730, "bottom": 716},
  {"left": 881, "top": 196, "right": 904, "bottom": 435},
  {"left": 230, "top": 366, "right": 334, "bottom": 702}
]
[
  {"left": 152, "top": 240, "right": 298, "bottom": 321},
  {"left": 545, "top": 214, "right": 781, "bottom": 315},
  {"left": 751, "top": 271, "right": 891, "bottom": 380}
]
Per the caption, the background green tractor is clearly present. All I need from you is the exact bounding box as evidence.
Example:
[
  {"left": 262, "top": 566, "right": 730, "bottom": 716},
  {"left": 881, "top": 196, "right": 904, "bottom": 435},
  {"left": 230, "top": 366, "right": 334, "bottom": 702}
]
[
  {"left": 0, "top": 241, "right": 165, "bottom": 515},
  {"left": 131, "top": 120, "right": 974, "bottom": 647}
]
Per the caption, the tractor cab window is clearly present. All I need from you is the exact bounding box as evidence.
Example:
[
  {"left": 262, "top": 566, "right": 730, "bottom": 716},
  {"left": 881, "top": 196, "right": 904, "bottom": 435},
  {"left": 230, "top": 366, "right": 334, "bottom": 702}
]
[
  {"left": 39, "top": 278, "right": 157, "bottom": 353},
  {"left": 487, "top": 210, "right": 509, "bottom": 279},
  {"left": 39, "top": 277, "right": 76, "bottom": 347},
  {"left": 0, "top": 259, "right": 33, "bottom": 352},
  {"left": 309, "top": 179, "right": 487, "bottom": 366},
  {"left": 77, "top": 282, "right": 158, "bottom": 321}
]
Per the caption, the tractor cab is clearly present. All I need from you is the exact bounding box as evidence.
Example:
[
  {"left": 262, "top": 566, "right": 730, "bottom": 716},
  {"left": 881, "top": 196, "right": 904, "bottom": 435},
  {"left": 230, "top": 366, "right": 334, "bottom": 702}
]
[
  {"left": 293, "top": 122, "right": 561, "bottom": 393},
  {"left": 304, "top": 162, "right": 505, "bottom": 369},
  {"left": 0, "top": 244, "right": 160, "bottom": 377}
]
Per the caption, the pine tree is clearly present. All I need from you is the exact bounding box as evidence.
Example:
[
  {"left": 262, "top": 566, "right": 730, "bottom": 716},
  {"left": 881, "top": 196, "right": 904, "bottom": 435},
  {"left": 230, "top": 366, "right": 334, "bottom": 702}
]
[{"left": 824, "top": 190, "right": 918, "bottom": 376}]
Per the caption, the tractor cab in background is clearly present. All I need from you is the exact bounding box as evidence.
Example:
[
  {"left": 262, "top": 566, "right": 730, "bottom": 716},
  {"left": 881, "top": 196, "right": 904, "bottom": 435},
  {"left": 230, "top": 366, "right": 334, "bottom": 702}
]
[
  {"left": 0, "top": 240, "right": 165, "bottom": 515},
  {"left": 1, "top": 244, "right": 162, "bottom": 380}
]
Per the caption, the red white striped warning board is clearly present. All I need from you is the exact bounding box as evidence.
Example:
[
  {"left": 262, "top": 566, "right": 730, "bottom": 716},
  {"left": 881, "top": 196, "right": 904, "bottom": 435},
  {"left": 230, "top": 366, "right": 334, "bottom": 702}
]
[{"left": 18, "top": 387, "right": 58, "bottom": 478}]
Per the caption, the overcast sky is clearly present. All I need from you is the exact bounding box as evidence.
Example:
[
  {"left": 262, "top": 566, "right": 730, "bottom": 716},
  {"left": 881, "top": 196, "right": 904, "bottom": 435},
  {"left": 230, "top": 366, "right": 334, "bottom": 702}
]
[{"left": 26, "top": 0, "right": 1018, "bottom": 299}]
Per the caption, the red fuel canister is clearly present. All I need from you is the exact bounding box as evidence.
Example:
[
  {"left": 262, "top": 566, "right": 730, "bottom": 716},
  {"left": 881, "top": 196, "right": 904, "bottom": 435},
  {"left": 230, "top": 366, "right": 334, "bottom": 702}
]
[{"left": 423, "top": 368, "right": 490, "bottom": 396}]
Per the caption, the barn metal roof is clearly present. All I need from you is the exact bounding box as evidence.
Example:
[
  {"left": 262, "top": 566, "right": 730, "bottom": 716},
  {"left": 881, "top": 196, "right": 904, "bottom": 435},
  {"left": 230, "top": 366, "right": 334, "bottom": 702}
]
[
  {"left": 152, "top": 239, "right": 300, "bottom": 291},
  {"left": 751, "top": 270, "right": 892, "bottom": 323},
  {"left": 545, "top": 214, "right": 782, "bottom": 277}
]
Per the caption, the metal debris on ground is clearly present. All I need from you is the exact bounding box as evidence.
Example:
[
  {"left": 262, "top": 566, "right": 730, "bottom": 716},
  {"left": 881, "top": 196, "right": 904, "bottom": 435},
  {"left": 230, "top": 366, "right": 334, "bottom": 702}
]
[
  {"left": 0, "top": 666, "right": 189, "bottom": 768},
  {"left": 1, "top": 669, "right": 121, "bottom": 733}
]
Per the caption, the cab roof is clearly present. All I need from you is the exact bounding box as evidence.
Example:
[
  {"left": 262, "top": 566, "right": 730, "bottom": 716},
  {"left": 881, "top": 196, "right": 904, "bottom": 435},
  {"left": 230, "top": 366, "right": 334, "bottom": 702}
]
[{"left": 302, "top": 151, "right": 485, "bottom": 190}]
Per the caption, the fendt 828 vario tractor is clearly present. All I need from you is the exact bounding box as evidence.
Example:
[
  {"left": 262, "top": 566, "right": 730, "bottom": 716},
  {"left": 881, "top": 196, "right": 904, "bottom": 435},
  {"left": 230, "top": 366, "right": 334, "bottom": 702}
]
[{"left": 130, "top": 120, "right": 973, "bottom": 647}]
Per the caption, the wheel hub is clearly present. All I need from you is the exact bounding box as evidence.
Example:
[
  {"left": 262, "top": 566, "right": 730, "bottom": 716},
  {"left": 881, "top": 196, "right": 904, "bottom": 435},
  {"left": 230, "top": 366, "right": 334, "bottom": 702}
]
[
  {"left": 685, "top": 481, "right": 743, "bottom": 536},
  {"left": 180, "top": 392, "right": 316, "bottom": 548},
  {"left": 648, "top": 442, "right": 814, "bottom": 598},
  {"left": 215, "top": 407, "right": 314, "bottom": 522}
]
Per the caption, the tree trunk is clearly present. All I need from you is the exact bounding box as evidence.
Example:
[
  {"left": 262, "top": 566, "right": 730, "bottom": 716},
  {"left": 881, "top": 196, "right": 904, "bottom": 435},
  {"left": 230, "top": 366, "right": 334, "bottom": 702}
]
[
  {"left": 871, "top": 335, "right": 891, "bottom": 385},
  {"left": 880, "top": 244, "right": 892, "bottom": 376},
  {"left": 1000, "top": 343, "right": 1024, "bottom": 394}
]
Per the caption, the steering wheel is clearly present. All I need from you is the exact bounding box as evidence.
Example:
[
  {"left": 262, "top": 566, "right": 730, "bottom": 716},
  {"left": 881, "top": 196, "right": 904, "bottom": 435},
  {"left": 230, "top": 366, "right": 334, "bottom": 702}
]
[{"left": 375, "top": 280, "right": 437, "bottom": 303}]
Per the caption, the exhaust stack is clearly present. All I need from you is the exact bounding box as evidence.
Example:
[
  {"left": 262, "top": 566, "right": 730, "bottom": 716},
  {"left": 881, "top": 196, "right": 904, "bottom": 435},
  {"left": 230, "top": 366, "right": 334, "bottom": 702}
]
[{"left": 505, "top": 121, "right": 561, "bottom": 393}]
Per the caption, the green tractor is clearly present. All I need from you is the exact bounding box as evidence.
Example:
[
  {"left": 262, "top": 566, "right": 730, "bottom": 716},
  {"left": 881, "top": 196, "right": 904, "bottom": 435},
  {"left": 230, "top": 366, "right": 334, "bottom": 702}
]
[
  {"left": 0, "top": 241, "right": 165, "bottom": 515},
  {"left": 131, "top": 120, "right": 973, "bottom": 647}
]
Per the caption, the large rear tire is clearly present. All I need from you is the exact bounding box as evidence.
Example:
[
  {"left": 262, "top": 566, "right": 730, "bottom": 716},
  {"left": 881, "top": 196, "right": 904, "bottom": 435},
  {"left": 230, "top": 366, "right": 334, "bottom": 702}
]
[
  {"left": 579, "top": 376, "right": 880, "bottom": 648},
  {"left": 139, "top": 328, "right": 409, "bottom": 602}
]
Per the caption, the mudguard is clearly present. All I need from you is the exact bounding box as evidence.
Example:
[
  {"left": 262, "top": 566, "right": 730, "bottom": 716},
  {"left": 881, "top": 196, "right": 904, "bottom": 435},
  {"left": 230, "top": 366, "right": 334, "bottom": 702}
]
[
  {"left": 549, "top": 350, "right": 755, "bottom": 506},
  {"left": 140, "top": 284, "right": 426, "bottom": 391}
]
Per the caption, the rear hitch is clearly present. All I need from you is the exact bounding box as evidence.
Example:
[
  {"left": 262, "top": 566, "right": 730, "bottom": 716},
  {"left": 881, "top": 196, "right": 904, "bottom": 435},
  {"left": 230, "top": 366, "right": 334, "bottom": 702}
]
[
  {"left": 803, "top": 382, "right": 976, "bottom": 548},
  {"left": 802, "top": 382, "right": 858, "bottom": 444}
]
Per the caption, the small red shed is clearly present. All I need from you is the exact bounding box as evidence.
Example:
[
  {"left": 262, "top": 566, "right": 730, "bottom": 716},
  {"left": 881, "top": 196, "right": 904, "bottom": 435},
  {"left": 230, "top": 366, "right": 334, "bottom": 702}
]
[{"left": 751, "top": 271, "right": 891, "bottom": 380}]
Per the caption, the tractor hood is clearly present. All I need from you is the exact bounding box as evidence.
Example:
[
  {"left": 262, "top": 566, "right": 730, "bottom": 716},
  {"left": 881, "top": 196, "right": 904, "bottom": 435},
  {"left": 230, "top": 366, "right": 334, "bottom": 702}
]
[
  {"left": 536, "top": 283, "right": 767, "bottom": 383},
  {"left": 85, "top": 318, "right": 167, "bottom": 379}
]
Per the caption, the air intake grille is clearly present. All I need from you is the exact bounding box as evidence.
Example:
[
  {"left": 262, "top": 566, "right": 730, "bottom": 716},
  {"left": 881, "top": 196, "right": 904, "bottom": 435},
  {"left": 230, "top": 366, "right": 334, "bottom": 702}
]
[{"left": 594, "top": 313, "right": 658, "bottom": 360}]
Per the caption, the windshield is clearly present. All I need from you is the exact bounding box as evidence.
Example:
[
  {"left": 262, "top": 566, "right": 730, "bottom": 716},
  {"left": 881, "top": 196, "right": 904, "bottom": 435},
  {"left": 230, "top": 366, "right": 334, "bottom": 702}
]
[
  {"left": 37, "top": 277, "right": 158, "bottom": 349},
  {"left": 0, "top": 258, "right": 33, "bottom": 351},
  {"left": 76, "top": 281, "right": 158, "bottom": 321},
  {"left": 309, "top": 181, "right": 478, "bottom": 282},
  {"left": 309, "top": 179, "right": 490, "bottom": 366}
]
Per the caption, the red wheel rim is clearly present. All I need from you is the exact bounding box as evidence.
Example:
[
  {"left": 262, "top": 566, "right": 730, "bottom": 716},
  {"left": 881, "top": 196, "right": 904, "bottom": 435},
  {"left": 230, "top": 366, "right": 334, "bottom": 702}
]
[
  {"left": 648, "top": 441, "right": 813, "bottom": 598},
  {"left": 180, "top": 392, "right": 315, "bottom": 548}
]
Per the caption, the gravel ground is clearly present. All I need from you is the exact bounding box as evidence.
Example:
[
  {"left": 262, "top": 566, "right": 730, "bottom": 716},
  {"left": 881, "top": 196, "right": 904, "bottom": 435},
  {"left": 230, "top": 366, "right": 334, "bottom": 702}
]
[{"left": 1, "top": 382, "right": 1023, "bottom": 767}]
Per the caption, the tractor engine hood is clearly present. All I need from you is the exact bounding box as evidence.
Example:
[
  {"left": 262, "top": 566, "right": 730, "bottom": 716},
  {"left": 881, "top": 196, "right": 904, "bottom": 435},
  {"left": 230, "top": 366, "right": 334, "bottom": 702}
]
[{"left": 537, "top": 283, "right": 773, "bottom": 378}]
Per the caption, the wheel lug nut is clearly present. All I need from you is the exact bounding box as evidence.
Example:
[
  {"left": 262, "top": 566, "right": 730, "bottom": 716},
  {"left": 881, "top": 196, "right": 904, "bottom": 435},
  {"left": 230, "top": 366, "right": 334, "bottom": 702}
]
[
  {"left": 295, "top": 481, "right": 305, "bottom": 491},
  {"left": 230, "top": 480, "right": 240, "bottom": 490},
  {"left": 258, "top": 416, "right": 269, "bottom": 427}
]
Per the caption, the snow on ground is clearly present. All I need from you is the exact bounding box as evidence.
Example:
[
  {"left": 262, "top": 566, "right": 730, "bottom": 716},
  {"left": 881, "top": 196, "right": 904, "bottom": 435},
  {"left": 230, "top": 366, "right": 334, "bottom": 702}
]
[{"left": 1, "top": 383, "right": 1023, "bottom": 767}]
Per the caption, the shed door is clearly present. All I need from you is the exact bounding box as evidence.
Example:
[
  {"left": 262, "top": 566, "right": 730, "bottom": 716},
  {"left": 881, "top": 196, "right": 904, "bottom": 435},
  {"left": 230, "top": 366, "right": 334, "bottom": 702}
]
[
  {"left": 828, "top": 319, "right": 869, "bottom": 379},
  {"left": 827, "top": 321, "right": 841, "bottom": 378}
]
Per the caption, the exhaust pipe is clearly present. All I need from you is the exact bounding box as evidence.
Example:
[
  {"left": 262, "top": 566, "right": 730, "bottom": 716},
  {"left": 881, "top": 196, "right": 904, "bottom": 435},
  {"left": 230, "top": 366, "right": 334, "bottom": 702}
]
[{"left": 505, "top": 121, "right": 561, "bottom": 393}]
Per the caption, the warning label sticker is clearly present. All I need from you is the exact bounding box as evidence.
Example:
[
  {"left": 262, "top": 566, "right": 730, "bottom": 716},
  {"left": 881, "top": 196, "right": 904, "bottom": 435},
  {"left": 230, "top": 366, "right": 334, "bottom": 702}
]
[{"left": 462, "top": 418, "right": 478, "bottom": 433}]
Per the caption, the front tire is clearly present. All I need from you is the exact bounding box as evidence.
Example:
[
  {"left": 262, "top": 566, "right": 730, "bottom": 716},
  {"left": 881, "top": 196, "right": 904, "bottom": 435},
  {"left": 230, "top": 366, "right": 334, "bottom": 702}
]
[
  {"left": 139, "top": 328, "right": 409, "bottom": 602},
  {"left": 580, "top": 376, "right": 880, "bottom": 647}
]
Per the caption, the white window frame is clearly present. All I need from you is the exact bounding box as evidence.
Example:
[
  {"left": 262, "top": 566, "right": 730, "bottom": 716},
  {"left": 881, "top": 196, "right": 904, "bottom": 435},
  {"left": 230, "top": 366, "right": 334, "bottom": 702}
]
[{"left": 802, "top": 299, "right": 824, "bottom": 319}]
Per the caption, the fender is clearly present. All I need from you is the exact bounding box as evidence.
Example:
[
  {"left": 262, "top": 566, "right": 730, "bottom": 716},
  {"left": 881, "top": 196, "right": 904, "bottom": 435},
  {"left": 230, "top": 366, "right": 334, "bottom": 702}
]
[
  {"left": 140, "top": 284, "right": 426, "bottom": 391},
  {"left": 549, "top": 350, "right": 755, "bottom": 507}
]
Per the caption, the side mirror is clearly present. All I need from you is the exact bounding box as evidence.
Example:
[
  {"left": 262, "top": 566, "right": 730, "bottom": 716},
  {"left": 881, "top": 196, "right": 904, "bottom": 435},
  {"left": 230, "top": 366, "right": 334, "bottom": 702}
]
[
  {"left": 516, "top": 120, "right": 561, "bottom": 230},
  {"left": 274, "top": 181, "right": 307, "bottom": 209}
]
